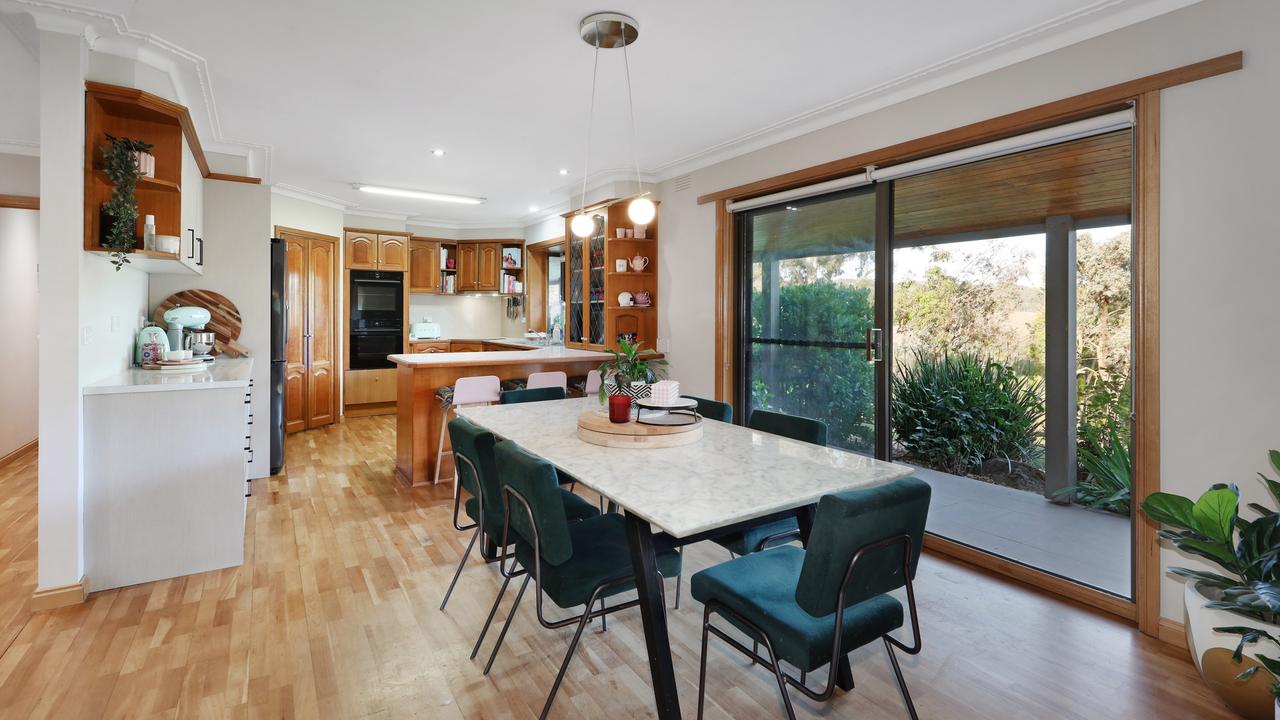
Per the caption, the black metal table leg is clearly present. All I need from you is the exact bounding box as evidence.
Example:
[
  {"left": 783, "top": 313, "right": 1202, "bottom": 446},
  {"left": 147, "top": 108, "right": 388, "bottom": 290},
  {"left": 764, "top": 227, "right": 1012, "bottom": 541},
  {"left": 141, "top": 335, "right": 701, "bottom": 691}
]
[
  {"left": 624, "top": 511, "right": 682, "bottom": 720},
  {"left": 796, "top": 503, "right": 855, "bottom": 691}
]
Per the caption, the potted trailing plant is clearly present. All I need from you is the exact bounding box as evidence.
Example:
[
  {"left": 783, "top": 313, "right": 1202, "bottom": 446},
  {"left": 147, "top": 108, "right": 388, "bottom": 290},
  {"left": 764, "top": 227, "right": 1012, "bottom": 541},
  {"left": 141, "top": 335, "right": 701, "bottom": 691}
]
[
  {"left": 1140, "top": 450, "right": 1280, "bottom": 720},
  {"left": 596, "top": 338, "right": 668, "bottom": 404},
  {"left": 100, "top": 134, "right": 154, "bottom": 271}
]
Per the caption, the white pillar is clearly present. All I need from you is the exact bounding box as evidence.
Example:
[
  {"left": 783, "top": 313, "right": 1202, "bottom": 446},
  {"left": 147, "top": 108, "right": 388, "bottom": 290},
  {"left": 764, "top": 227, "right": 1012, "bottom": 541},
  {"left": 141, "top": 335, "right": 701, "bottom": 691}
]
[{"left": 36, "top": 25, "right": 88, "bottom": 590}]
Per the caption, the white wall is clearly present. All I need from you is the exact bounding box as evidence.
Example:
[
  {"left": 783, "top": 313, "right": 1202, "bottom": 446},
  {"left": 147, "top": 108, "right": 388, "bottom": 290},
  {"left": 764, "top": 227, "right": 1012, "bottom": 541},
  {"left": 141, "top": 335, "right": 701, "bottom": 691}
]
[
  {"left": 272, "top": 192, "right": 343, "bottom": 239},
  {"left": 655, "top": 0, "right": 1280, "bottom": 621},
  {"left": 78, "top": 255, "right": 148, "bottom": 384},
  {"left": 151, "top": 181, "right": 272, "bottom": 479},
  {"left": 408, "top": 294, "right": 509, "bottom": 338},
  {"left": 0, "top": 153, "right": 39, "bottom": 195},
  {"left": 0, "top": 15, "right": 38, "bottom": 152},
  {"left": 0, "top": 208, "right": 38, "bottom": 458}
]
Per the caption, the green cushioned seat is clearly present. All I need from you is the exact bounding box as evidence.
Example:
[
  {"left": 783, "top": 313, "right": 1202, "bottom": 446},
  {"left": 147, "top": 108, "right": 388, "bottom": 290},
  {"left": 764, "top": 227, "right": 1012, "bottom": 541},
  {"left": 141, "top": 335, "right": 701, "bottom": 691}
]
[
  {"left": 513, "top": 513, "right": 682, "bottom": 608},
  {"left": 450, "top": 417, "right": 597, "bottom": 541},
  {"left": 500, "top": 386, "right": 566, "bottom": 404},
  {"left": 691, "top": 545, "right": 903, "bottom": 673},
  {"left": 465, "top": 488, "right": 596, "bottom": 535},
  {"left": 685, "top": 395, "right": 732, "bottom": 423},
  {"left": 715, "top": 517, "right": 800, "bottom": 556},
  {"left": 747, "top": 409, "right": 828, "bottom": 446}
]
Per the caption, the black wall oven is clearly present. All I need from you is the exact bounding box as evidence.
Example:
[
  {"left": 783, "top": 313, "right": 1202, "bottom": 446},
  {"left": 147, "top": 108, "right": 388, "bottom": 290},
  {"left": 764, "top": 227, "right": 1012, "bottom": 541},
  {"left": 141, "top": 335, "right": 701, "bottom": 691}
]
[{"left": 350, "top": 270, "right": 403, "bottom": 369}]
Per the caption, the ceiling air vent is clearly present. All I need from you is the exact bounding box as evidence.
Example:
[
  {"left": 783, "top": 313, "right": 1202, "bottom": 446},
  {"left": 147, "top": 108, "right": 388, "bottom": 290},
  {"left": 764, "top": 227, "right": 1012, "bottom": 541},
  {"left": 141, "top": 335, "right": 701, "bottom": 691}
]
[{"left": 672, "top": 175, "right": 692, "bottom": 192}]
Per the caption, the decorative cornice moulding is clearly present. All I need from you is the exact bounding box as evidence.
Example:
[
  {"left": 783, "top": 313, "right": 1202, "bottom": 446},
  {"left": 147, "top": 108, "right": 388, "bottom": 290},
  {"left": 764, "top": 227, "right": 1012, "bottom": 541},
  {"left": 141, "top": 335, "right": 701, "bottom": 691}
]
[{"left": 270, "top": 183, "right": 352, "bottom": 211}]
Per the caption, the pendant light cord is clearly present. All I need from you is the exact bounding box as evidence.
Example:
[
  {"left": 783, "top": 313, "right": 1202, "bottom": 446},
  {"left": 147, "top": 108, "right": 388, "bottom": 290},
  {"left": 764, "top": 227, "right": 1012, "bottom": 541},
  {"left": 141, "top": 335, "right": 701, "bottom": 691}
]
[
  {"left": 579, "top": 24, "right": 601, "bottom": 216},
  {"left": 621, "top": 35, "right": 644, "bottom": 198}
]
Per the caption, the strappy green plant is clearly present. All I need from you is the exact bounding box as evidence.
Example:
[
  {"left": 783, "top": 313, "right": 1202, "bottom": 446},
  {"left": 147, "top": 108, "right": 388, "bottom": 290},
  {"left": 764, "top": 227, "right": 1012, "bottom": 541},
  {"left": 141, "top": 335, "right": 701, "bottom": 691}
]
[
  {"left": 596, "top": 338, "right": 668, "bottom": 402},
  {"left": 100, "top": 134, "right": 153, "bottom": 270}
]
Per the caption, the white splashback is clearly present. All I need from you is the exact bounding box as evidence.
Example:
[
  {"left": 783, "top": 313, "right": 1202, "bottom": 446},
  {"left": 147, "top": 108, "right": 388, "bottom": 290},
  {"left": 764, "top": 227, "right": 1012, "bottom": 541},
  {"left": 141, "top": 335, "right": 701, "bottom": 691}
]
[{"left": 409, "top": 294, "right": 525, "bottom": 338}]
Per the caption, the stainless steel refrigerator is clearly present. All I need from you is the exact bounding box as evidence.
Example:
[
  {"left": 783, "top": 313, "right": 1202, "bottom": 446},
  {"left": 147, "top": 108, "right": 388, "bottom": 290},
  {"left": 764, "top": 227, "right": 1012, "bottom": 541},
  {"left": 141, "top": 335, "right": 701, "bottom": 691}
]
[{"left": 269, "top": 237, "right": 285, "bottom": 474}]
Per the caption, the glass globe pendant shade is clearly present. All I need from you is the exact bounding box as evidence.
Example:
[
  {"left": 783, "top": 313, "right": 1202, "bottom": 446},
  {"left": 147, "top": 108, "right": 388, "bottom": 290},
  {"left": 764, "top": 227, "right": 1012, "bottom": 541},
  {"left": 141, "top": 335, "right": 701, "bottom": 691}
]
[
  {"left": 627, "top": 197, "right": 656, "bottom": 225},
  {"left": 570, "top": 213, "right": 595, "bottom": 238}
]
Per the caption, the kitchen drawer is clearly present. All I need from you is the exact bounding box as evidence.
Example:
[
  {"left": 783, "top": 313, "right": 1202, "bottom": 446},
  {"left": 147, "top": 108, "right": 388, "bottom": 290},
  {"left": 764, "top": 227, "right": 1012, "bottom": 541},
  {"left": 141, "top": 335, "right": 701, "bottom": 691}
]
[
  {"left": 344, "top": 368, "right": 397, "bottom": 405},
  {"left": 449, "top": 341, "right": 484, "bottom": 353},
  {"left": 409, "top": 340, "right": 450, "bottom": 354}
]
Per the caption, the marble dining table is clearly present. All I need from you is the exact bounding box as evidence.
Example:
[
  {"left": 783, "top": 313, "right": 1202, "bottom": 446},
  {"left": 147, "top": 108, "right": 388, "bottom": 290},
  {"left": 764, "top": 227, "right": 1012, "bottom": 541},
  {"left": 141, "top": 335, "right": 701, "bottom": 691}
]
[{"left": 457, "top": 396, "right": 913, "bottom": 719}]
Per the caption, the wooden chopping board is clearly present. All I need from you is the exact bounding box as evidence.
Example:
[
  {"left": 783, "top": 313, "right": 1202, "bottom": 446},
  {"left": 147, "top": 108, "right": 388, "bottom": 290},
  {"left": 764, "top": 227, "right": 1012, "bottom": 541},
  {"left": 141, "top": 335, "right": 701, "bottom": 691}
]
[
  {"left": 577, "top": 410, "right": 702, "bottom": 448},
  {"left": 152, "top": 289, "right": 250, "bottom": 357}
]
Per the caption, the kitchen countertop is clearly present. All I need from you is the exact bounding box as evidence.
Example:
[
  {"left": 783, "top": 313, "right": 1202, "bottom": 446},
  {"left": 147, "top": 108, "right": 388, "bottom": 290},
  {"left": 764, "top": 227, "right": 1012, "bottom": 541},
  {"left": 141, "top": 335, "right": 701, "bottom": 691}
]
[
  {"left": 83, "top": 358, "right": 254, "bottom": 396},
  {"left": 406, "top": 336, "right": 553, "bottom": 349},
  {"left": 389, "top": 345, "right": 612, "bottom": 368}
]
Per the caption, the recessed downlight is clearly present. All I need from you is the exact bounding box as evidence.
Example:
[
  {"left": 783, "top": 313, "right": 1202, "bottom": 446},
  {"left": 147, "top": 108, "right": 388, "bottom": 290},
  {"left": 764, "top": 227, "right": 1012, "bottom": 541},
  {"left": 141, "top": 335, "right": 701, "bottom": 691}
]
[
  {"left": 431, "top": 148, "right": 446, "bottom": 157},
  {"left": 528, "top": 205, "right": 540, "bottom": 212},
  {"left": 355, "top": 184, "right": 484, "bottom": 205},
  {"left": 558, "top": 168, "right": 569, "bottom": 176}
]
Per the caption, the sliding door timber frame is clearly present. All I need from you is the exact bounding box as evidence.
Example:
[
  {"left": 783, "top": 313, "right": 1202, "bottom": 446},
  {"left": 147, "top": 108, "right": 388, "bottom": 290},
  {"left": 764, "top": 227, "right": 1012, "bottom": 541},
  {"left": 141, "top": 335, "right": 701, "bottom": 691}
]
[{"left": 710, "top": 53, "right": 1242, "bottom": 640}]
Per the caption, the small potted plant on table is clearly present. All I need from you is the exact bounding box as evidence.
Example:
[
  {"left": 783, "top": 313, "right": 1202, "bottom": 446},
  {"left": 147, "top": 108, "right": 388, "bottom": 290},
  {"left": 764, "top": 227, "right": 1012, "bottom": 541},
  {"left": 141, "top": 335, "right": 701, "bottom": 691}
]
[{"left": 596, "top": 338, "right": 667, "bottom": 404}]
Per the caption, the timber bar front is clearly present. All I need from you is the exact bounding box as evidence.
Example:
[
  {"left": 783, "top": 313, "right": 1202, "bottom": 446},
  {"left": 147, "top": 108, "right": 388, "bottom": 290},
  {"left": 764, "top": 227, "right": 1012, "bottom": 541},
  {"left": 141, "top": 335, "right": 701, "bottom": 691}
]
[{"left": 391, "top": 345, "right": 615, "bottom": 486}]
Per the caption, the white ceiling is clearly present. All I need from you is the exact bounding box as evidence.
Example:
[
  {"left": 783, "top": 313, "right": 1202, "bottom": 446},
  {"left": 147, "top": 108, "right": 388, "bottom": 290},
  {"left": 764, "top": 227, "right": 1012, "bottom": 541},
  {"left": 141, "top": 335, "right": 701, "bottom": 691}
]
[{"left": 3, "top": 0, "right": 1198, "bottom": 225}]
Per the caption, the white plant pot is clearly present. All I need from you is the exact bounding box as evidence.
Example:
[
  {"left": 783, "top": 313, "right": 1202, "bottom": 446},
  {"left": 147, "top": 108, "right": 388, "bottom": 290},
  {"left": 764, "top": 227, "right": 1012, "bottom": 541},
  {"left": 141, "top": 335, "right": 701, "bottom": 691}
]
[{"left": 1185, "top": 582, "right": 1279, "bottom": 720}]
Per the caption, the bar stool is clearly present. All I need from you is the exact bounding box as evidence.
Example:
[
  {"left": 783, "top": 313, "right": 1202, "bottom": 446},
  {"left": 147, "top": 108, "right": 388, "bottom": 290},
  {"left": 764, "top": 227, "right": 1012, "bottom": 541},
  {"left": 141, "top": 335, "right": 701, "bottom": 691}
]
[
  {"left": 567, "top": 370, "right": 601, "bottom": 397},
  {"left": 434, "top": 375, "right": 501, "bottom": 485},
  {"left": 526, "top": 371, "right": 567, "bottom": 391}
]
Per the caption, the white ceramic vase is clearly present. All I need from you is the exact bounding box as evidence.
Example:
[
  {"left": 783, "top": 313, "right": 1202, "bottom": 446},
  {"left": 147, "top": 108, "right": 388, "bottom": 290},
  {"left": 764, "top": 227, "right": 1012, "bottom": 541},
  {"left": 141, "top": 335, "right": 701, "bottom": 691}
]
[{"left": 1185, "top": 582, "right": 1280, "bottom": 720}]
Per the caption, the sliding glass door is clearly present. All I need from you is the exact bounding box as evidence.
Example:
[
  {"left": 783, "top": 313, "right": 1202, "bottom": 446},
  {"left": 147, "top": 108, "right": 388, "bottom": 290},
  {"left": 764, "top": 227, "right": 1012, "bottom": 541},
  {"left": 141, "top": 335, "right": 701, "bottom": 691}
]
[{"left": 736, "top": 186, "right": 890, "bottom": 457}]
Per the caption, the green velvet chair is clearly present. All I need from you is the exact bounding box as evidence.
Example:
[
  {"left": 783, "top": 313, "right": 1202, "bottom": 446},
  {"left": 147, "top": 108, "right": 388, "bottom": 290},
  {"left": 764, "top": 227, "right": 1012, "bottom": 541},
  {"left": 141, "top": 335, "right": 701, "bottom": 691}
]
[
  {"left": 685, "top": 394, "right": 732, "bottom": 423},
  {"left": 439, "top": 418, "right": 597, "bottom": 622},
  {"left": 711, "top": 410, "right": 828, "bottom": 557},
  {"left": 481, "top": 441, "right": 683, "bottom": 720},
  {"left": 500, "top": 385, "right": 567, "bottom": 404},
  {"left": 692, "top": 477, "right": 931, "bottom": 720}
]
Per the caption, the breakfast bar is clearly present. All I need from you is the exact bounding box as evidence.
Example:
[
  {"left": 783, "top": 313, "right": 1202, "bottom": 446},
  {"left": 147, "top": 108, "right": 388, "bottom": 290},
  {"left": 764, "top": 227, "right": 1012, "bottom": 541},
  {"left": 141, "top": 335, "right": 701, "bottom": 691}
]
[{"left": 390, "top": 346, "right": 615, "bottom": 486}]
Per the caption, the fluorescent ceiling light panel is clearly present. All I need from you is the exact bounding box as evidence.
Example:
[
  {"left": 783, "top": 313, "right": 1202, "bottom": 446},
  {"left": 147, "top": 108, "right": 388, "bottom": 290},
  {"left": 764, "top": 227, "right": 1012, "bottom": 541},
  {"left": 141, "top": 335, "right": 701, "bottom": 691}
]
[{"left": 355, "top": 185, "right": 485, "bottom": 205}]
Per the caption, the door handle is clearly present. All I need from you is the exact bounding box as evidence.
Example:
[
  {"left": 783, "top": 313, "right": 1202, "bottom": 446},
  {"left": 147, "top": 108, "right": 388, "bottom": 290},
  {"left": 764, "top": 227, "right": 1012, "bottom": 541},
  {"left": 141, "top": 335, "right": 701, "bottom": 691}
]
[
  {"left": 865, "top": 328, "right": 884, "bottom": 363},
  {"left": 187, "top": 229, "right": 195, "bottom": 259},
  {"left": 197, "top": 237, "right": 204, "bottom": 266}
]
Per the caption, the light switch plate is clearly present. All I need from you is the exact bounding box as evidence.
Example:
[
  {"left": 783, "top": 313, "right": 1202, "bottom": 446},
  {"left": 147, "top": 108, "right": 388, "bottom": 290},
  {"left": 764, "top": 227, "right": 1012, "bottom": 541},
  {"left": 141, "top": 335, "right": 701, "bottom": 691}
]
[
  {"left": 81, "top": 326, "right": 93, "bottom": 345},
  {"left": 657, "top": 338, "right": 669, "bottom": 353}
]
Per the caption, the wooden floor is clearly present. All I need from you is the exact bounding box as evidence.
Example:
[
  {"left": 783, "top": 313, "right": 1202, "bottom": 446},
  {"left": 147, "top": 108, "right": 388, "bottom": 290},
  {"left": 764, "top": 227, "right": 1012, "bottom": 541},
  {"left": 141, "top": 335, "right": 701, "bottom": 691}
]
[{"left": 0, "top": 418, "right": 1237, "bottom": 719}]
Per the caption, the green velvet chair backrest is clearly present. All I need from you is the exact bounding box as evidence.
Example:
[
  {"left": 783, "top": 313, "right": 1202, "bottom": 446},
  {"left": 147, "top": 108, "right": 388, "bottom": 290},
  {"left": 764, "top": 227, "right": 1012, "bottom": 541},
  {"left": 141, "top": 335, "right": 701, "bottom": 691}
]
[
  {"left": 447, "top": 417, "right": 499, "bottom": 509},
  {"left": 686, "top": 395, "right": 732, "bottom": 423},
  {"left": 794, "top": 477, "right": 931, "bottom": 618},
  {"left": 748, "top": 409, "right": 828, "bottom": 447},
  {"left": 494, "top": 440, "right": 574, "bottom": 566},
  {"left": 501, "top": 386, "right": 567, "bottom": 404}
]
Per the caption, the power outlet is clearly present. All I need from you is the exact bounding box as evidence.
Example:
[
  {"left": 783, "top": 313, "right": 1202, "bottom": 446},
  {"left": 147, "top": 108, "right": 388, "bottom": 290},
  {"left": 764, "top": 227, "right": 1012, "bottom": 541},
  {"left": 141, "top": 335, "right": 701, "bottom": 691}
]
[
  {"left": 110, "top": 314, "right": 120, "bottom": 332},
  {"left": 81, "top": 326, "right": 94, "bottom": 346}
]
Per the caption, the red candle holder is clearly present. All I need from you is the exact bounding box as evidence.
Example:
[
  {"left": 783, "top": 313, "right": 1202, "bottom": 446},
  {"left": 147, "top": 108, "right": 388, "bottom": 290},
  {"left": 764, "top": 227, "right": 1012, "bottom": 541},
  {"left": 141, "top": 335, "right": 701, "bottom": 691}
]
[{"left": 608, "top": 394, "right": 632, "bottom": 423}]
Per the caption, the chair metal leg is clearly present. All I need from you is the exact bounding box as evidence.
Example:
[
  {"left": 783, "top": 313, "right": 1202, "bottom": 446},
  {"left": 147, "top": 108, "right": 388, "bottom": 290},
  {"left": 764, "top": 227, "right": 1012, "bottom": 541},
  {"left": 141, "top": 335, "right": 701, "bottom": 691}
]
[
  {"left": 760, "top": 633, "right": 798, "bottom": 720},
  {"left": 599, "top": 597, "right": 607, "bottom": 632},
  {"left": 439, "top": 527, "right": 479, "bottom": 611},
  {"left": 697, "top": 606, "right": 711, "bottom": 720},
  {"left": 539, "top": 592, "right": 598, "bottom": 720},
  {"left": 433, "top": 403, "right": 452, "bottom": 484},
  {"left": 884, "top": 637, "right": 920, "bottom": 720},
  {"left": 483, "top": 574, "right": 530, "bottom": 675},
  {"left": 470, "top": 573, "right": 512, "bottom": 660}
]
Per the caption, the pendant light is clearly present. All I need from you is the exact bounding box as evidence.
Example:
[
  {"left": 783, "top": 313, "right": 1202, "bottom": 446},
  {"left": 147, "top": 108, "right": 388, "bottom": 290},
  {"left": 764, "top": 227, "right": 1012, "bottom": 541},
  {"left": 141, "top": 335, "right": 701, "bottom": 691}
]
[{"left": 570, "top": 12, "right": 651, "bottom": 238}]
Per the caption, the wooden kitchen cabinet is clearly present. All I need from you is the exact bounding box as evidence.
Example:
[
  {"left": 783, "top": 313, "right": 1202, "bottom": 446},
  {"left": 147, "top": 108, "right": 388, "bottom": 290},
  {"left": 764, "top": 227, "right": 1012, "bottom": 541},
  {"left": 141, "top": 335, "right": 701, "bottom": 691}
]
[
  {"left": 343, "top": 368, "right": 397, "bottom": 405},
  {"left": 283, "top": 230, "right": 339, "bottom": 432},
  {"left": 449, "top": 341, "right": 485, "bottom": 352},
  {"left": 408, "top": 340, "right": 449, "bottom": 353},
  {"left": 377, "top": 234, "right": 408, "bottom": 271},
  {"left": 345, "top": 229, "right": 410, "bottom": 270},
  {"left": 456, "top": 243, "right": 477, "bottom": 289},
  {"left": 345, "top": 231, "right": 377, "bottom": 269},
  {"left": 476, "top": 242, "right": 501, "bottom": 292},
  {"left": 408, "top": 239, "right": 440, "bottom": 293}
]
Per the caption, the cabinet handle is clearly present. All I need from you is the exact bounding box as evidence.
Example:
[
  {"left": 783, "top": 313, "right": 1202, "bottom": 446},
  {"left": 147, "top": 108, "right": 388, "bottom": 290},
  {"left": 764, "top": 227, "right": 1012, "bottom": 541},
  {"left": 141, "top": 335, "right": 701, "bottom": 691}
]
[
  {"left": 197, "top": 237, "right": 204, "bottom": 266},
  {"left": 187, "top": 229, "right": 195, "bottom": 259}
]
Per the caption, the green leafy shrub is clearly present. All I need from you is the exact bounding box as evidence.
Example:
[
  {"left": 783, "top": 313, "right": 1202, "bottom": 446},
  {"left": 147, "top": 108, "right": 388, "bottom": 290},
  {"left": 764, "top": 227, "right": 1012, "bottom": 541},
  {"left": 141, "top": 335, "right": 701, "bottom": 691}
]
[
  {"left": 1066, "top": 422, "right": 1132, "bottom": 513},
  {"left": 892, "top": 350, "right": 1044, "bottom": 474}
]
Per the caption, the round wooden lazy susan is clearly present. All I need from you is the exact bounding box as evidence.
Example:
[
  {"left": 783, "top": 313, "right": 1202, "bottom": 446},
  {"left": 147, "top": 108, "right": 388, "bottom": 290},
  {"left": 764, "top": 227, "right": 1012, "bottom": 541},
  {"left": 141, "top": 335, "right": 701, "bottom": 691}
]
[{"left": 577, "top": 410, "right": 703, "bottom": 449}]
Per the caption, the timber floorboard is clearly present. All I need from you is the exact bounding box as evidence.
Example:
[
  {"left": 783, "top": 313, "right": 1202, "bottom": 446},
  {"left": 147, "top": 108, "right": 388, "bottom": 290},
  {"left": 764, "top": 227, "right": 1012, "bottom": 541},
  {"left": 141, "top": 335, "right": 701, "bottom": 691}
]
[{"left": 0, "top": 419, "right": 1239, "bottom": 719}]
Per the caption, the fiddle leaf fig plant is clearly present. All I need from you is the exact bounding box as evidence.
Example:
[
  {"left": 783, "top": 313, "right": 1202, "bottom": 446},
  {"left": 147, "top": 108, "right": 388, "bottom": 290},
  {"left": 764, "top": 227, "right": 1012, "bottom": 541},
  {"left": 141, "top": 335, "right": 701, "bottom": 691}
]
[
  {"left": 596, "top": 338, "right": 668, "bottom": 402},
  {"left": 1140, "top": 449, "right": 1280, "bottom": 624},
  {"left": 100, "top": 134, "right": 153, "bottom": 271}
]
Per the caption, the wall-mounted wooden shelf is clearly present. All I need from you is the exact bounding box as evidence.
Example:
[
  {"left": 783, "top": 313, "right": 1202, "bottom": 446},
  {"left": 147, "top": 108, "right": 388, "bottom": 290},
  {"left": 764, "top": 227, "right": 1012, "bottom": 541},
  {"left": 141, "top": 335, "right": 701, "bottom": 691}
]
[
  {"left": 564, "top": 197, "right": 659, "bottom": 352},
  {"left": 85, "top": 248, "right": 199, "bottom": 275}
]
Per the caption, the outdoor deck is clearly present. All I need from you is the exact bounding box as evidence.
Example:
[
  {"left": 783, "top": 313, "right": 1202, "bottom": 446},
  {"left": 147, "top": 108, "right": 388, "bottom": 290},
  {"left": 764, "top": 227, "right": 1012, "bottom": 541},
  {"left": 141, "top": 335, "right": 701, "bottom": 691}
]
[{"left": 915, "top": 465, "right": 1131, "bottom": 597}]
